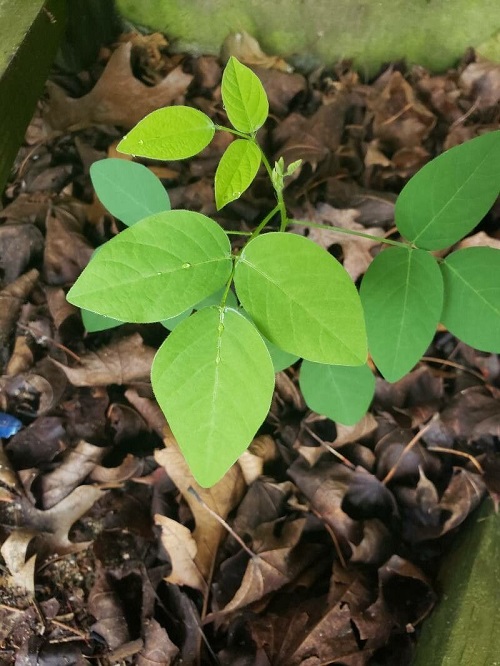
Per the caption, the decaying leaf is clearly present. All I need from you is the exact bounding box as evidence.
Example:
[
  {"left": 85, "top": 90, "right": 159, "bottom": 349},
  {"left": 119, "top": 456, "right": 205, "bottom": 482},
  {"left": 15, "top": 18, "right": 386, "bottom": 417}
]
[
  {"left": 154, "top": 514, "right": 207, "bottom": 592},
  {"left": 53, "top": 333, "right": 156, "bottom": 387},
  {"left": 0, "top": 269, "right": 39, "bottom": 371},
  {"left": 155, "top": 430, "right": 246, "bottom": 579},
  {"left": 44, "top": 42, "right": 192, "bottom": 131},
  {"left": 221, "top": 31, "right": 292, "bottom": 72}
]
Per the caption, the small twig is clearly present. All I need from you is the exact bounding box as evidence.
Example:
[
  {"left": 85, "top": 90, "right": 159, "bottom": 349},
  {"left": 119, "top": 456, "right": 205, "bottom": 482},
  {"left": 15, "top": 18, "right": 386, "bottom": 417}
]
[
  {"left": 16, "top": 323, "right": 82, "bottom": 364},
  {"left": 49, "top": 618, "right": 89, "bottom": 640},
  {"left": 382, "top": 417, "right": 436, "bottom": 485},
  {"left": 187, "top": 486, "right": 257, "bottom": 559},
  {"left": 304, "top": 425, "right": 356, "bottom": 470},
  {"left": 381, "top": 102, "right": 413, "bottom": 126},
  {"left": 421, "top": 356, "right": 485, "bottom": 382},
  {"left": 449, "top": 97, "right": 481, "bottom": 131},
  {"left": 426, "top": 446, "right": 484, "bottom": 475}
]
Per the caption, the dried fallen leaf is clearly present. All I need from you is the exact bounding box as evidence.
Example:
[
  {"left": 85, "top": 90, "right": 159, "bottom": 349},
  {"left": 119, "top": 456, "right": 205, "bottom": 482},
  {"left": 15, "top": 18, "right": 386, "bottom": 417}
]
[
  {"left": 310, "top": 203, "right": 385, "bottom": 280},
  {"left": 221, "top": 31, "right": 292, "bottom": 72},
  {"left": 44, "top": 42, "right": 193, "bottom": 131},
  {"left": 155, "top": 430, "right": 246, "bottom": 579},
  {"left": 88, "top": 565, "right": 130, "bottom": 650},
  {"left": 43, "top": 211, "right": 93, "bottom": 286},
  {"left": 0, "top": 269, "right": 39, "bottom": 372},
  {"left": 459, "top": 58, "right": 500, "bottom": 108},
  {"left": 53, "top": 333, "right": 156, "bottom": 386},
  {"left": 154, "top": 514, "right": 207, "bottom": 592},
  {"left": 138, "top": 618, "right": 179, "bottom": 666}
]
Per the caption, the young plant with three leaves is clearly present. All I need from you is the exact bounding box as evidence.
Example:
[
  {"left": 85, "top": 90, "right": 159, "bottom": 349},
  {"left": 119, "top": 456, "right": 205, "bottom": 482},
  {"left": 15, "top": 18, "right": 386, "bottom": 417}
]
[{"left": 67, "top": 56, "right": 500, "bottom": 487}]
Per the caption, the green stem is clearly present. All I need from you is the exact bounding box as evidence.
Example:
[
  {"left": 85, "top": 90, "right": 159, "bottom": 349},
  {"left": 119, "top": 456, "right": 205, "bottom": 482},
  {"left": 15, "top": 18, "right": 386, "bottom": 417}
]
[
  {"left": 249, "top": 204, "right": 280, "bottom": 241},
  {"left": 289, "top": 219, "right": 411, "bottom": 248},
  {"left": 214, "top": 124, "right": 250, "bottom": 140},
  {"left": 254, "top": 143, "right": 289, "bottom": 231},
  {"left": 219, "top": 264, "right": 236, "bottom": 309},
  {"left": 225, "top": 230, "right": 252, "bottom": 236}
]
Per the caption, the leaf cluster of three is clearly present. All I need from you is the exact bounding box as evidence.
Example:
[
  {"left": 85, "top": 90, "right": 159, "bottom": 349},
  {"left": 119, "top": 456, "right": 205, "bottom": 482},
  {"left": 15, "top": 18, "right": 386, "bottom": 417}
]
[{"left": 67, "top": 57, "right": 500, "bottom": 487}]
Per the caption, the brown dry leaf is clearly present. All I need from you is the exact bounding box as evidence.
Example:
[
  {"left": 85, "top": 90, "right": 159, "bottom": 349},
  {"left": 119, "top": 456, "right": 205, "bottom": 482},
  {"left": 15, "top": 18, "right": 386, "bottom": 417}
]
[
  {"left": 221, "top": 31, "right": 292, "bottom": 72},
  {"left": 155, "top": 431, "right": 246, "bottom": 579},
  {"left": 138, "top": 618, "right": 179, "bottom": 666},
  {"left": 0, "top": 223, "right": 44, "bottom": 284},
  {"left": 43, "top": 212, "right": 93, "bottom": 286},
  {"left": 0, "top": 443, "right": 23, "bottom": 499},
  {"left": 0, "top": 531, "right": 37, "bottom": 594},
  {"left": 457, "top": 230, "right": 500, "bottom": 251},
  {"left": 252, "top": 66, "right": 307, "bottom": 116},
  {"left": 90, "top": 454, "right": 145, "bottom": 484},
  {"left": 238, "top": 434, "right": 277, "bottom": 485},
  {"left": 53, "top": 333, "right": 156, "bottom": 387},
  {"left": 459, "top": 59, "right": 500, "bottom": 108},
  {"left": 40, "top": 440, "right": 107, "bottom": 509},
  {"left": 334, "top": 413, "right": 378, "bottom": 447},
  {"left": 88, "top": 565, "right": 130, "bottom": 650},
  {"left": 21, "top": 485, "right": 105, "bottom": 553},
  {"left": 310, "top": 203, "right": 385, "bottom": 280},
  {"left": 154, "top": 514, "right": 207, "bottom": 592},
  {"left": 439, "top": 468, "right": 486, "bottom": 534},
  {"left": 5, "top": 336, "right": 34, "bottom": 377},
  {"left": 370, "top": 71, "right": 436, "bottom": 149},
  {"left": 44, "top": 42, "right": 193, "bottom": 131},
  {"left": 0, "top": 269, "right": 39, "bottom": 371}
]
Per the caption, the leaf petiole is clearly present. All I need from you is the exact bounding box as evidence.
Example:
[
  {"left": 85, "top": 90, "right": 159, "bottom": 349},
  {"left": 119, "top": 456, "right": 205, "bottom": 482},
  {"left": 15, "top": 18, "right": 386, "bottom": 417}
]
[{"left": 289, "top": 219, "right": 411, "bottom": 248}]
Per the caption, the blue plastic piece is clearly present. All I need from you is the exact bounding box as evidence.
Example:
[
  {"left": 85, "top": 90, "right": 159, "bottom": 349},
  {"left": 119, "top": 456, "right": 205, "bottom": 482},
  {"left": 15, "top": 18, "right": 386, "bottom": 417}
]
[{"left": 0, "top": 412, "right": 22, "bottom": 438}]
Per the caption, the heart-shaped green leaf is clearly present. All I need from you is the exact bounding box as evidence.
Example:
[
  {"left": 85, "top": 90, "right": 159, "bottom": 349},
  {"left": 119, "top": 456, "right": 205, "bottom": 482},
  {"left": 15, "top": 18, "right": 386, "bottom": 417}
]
[
  {"left": 152, "top": 307, "right": 275, "bottom": 487},
  {"left": 300, "top": 361, "right": 375, "bottom": 425},
  {"left": 441, "top": 247, "right": 500, "bottom": 352},
  {"left": 90, "top": 159, "right": 170, "bottom": 226},
  {"left": 234, "top": 232, "right": 367, "bottom": 365},
  {"left": 221, "top": 57, "right": 269, "bottom": 134},
  {"left": 215, "top": 139, "right": 261, "bottom": 209},
  {"left": 395, "top": 131, "right": 500, "bottom": 250},
  {"left": 67, "top": 210, "right": 232, "bottom": 322},
  {"left": 117, "top": 106, "right": 215, "bottom": 160},
  {"left": 360, "top": 247, "right": 443, "bottom": 382}
]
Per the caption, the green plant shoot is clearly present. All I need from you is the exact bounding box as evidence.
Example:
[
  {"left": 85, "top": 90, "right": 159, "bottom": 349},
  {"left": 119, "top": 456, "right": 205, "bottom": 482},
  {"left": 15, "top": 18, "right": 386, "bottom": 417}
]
[{"left": 67, "top": 56, "right": 500, "bottom": 487}]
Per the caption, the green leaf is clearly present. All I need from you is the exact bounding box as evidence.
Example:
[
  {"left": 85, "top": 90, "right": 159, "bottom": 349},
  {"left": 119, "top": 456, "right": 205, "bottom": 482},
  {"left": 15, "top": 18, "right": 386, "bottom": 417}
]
[
  {"left": 234, "top": 232, "right": 367, "bottom": 365},
  {"left": 152, "top": 307, "right": 275, "bottom": 487},
  {"left": 117, "top": 106, "right": 215, "bottom": 160},
  {"left": 221, "top": 56, "right": 269, "bottom": 134},
  {"left": 194, "top": 287, "right": 238, "bottom": 310},
  {"left": 360, "top": 247, "right": 443, "bottom": 383},
  {"left": 441, "top": 247, "right": 500, "bottom": 352},
  {"left": 161, "top": 308, "right": 192, "bottom": 331},
  {"left": 81, "top": 308, "right": 124, "bottom": 333},
  {"left": 90, "top": 159, "right": 170, "bottom": 226},
  {"left": 67, "top": 210, "right": 232, "bottom": 323},
  {"left": 299, "top": 361, "right": 375, "bottom": 425},
  {"left": 265, "top": 340, "right": 299, "bottom": 373},
  {"left": 395, "top": 131, "right": 500, "bottom": 250},
  {"left": 215, "top": 139, "right": 261, "bottom": 209}
]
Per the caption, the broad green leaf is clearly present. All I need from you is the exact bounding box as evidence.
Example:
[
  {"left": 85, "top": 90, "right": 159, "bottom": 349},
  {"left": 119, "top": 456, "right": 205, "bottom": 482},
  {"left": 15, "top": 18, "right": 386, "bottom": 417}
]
[
  {"left": 265, "top": 340, "right": 299, "bottom": 373},
  {"left": 152, "top": 307, "right": 275, "bottom": 487},
  {"left": 90, "top": 159, "right": 170, "bottom": 226},
  {"left": 234, "top": 232, "right": 367, "bottom": 365},
  {"left": 161, "top": 308, "right": 192, "bottom": 331},
  {"left": 360, "top": 247, "right": 443, "bottom": 383},
  {"left": 81, "top": 308, "right": 124, "bottom": 333},
  {"left": 395, "top": 131, "right": 500, "bottom": 250},
  {"left": 221, "top": 56, "right": 269, "bottom": 134},
  {"left": 194, "top": 287, "right": 238, "bottom": 310},
  {"left": 299, "top": 361, "right": 375, "bottom": 425},
  {"left": 117, "top": 106, "right": 215, "bottom": 160},
  {"left": 67, "top": 210, "right": 232, "bottom": 323},
  {"left": 441, "top": 247, "right": 500, "bottom": 352},
  {"left": 215, "top": 139, "right": 261, "bottom": 209}
]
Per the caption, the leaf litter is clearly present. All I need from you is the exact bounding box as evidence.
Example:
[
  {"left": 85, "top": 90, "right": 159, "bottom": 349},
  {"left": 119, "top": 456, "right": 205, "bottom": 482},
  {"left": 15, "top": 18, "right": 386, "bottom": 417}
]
[{"left": 0, "top": 30, "right": 499, "bottom": 664}]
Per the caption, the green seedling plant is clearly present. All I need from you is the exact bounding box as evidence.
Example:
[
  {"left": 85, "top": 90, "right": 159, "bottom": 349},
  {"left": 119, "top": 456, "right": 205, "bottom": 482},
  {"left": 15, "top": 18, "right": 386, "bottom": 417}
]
[{"left": 67, "top": 57, "right": 500, "bottom": 487}]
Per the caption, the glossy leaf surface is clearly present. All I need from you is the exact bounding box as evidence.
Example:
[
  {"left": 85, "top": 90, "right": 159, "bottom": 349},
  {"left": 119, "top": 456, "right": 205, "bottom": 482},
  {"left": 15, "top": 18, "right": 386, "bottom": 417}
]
[
  {"left": 300, "top": 361, "right": 375, "bottom": 425},
  {"left": 152, "top": 307, "right": 275, "bottom": 487},
  {"left": 234, "top": 232, "right": 367, "bottom": 365},
  {"left": 215, "top": 139, "right": 261, "bottom": 209},
  {"left": 67, "top": 210, "right": 232, "bottom": 322},
  {"left": 90, "top": 159, "right": 170, "bottom": 226},
  {"left": 395, "top": 131, "right": 500, "bottom": 250},
  {"left": 221, "top": 57, "right": 269, "bottom": 133},
  {"left": 441, "top": 247, "right": 500, "bottom": 352},
  {"left": 360, "top": 247, "right": 443, "bottom": 382},
  {"left": 117, "top": 106, "right": 215, "bottom": 160},
  {"left": 81, "top": 308, "right": 123, "bottom": 333}
]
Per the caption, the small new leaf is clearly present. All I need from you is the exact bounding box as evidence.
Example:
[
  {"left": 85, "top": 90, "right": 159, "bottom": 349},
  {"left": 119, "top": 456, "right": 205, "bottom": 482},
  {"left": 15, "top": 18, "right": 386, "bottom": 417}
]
[
  {"left": 300, "top": 361, "right": 375, "bottom": 425},
  {"left": 117, "top": 106, "right": 215, "bottom": 160},
  {"left": 360, "top": 247, "right": 443, "bottom": 382},
  {"left": 441, "top": 247, "right": 500, "bottom": 352},
  {"left": 67, "top": 210, "right": 232, "bottom": 322},
  {"left": 395, "top": 131, "right": 500, "bottom": 250},
  {"left": 221, "top": 56, "right": 269, "bottom": 133},
  {"left": 152, "top": 307, "right": 275, "bottom": 487},
  {"left": 90, "top": 159, "right": 170, "bottom": 226},
  {"left": 215, "top": 139, "right": 261, "bottom": 209},
  {"left": 234, "top": 232, "right": 367, "bottom": 365}
]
